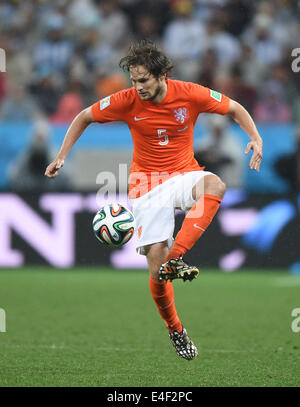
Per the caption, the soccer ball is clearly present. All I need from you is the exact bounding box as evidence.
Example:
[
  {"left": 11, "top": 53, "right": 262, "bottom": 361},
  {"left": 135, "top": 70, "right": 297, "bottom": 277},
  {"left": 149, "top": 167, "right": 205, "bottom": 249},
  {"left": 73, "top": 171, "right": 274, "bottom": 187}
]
[{"left": 92, "top": 203, "right": 135, "bottom": 247}]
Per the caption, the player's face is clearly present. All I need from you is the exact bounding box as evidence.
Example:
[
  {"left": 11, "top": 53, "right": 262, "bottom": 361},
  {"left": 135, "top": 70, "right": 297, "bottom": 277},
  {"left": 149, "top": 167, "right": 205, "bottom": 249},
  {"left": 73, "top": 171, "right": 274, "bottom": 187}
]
[{"left": 130, "top": 65, "right": 165, "bottom": 102}]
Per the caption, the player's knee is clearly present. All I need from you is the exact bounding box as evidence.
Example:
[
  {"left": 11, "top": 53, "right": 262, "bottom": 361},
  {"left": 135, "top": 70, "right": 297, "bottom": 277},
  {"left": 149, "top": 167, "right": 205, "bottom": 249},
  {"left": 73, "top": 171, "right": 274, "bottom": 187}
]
[
  {"left": 146, "top": 241, "right": 169, "bottom": 280},
  {"left": 216, "top": 178, "right": 226, "bottom": 198},
  {"left": 205, "top": 175, "right": 226, "bottom": 198},
  {"left": 147, "top": 255, "right": 161, "bottom": 281}
]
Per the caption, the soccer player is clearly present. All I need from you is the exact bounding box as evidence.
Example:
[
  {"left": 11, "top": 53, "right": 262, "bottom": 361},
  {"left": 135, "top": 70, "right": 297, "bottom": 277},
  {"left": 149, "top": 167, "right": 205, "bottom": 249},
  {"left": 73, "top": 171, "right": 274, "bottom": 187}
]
[{"left": 45, "top": 41, "right": 263, "bottom": 360}]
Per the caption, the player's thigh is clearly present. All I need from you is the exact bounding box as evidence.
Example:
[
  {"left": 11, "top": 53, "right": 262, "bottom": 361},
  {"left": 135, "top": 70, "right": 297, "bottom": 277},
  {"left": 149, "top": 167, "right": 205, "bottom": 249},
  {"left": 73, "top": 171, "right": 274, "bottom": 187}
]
[
  {"left": 130, "top": 182, "right": 176, "bottom": 252},
  {"left": 193, "top": 174, "right": 226, "bottom": 200},
  {"left": 174, "top": 171, "right": 213, "bottom": 211}
]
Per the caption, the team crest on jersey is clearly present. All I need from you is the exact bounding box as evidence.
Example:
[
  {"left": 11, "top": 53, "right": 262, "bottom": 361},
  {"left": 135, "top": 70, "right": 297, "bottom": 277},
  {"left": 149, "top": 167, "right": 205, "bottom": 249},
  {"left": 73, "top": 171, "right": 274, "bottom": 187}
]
[
  {"left": 100, "top": 96, "right": 111, "bottom": 110},
  {"left": 174, "top": 107, "right": 188, "bottom": 124}
]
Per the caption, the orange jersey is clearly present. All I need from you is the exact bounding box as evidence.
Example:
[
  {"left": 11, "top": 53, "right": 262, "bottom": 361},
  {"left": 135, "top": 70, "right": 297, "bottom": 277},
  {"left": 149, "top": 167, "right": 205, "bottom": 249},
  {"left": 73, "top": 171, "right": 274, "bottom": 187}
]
[{"left": 91, "top": 79, "right": 230, "bottom": 198}]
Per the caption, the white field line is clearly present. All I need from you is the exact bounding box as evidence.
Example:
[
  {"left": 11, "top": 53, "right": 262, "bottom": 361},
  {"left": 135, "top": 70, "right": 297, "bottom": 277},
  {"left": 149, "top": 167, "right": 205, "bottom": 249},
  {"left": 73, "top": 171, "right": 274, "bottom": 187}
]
[
  {"left": 2, "top": 343, "right": 261, "bottom": 353},
  {"left": 202, "top": 349, "right": 258, "bottom": 353},
  {"left": 274, "top": 277, "right": 300, "bottom": 287}
]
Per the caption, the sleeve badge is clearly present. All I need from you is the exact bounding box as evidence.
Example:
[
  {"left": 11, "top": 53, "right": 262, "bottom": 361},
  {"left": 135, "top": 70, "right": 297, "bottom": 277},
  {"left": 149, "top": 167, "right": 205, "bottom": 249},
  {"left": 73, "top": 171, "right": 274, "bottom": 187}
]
[
  {"left": 210, "top": 89, "right": 222, "bottom": 102},
  {"left": 100, "top": 96, "right": 111, "bottom": 110}
]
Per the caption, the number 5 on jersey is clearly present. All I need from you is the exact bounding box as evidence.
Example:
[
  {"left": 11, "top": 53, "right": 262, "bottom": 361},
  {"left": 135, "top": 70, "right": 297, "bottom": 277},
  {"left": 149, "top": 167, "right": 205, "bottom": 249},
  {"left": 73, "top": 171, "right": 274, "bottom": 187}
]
[{"left": 158, "top": 129, "right": 169, "bottom": 146}]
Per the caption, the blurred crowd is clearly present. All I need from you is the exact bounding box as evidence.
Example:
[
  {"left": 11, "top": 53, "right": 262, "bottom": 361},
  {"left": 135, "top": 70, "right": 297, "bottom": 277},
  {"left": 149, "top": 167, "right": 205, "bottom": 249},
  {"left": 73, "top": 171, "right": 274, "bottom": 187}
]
[
  {"left": 0, "top": 0, "right": 300, "bottom": 125},
  {"left": 0, "top": 0, "right": 300, "bottom": 192}
]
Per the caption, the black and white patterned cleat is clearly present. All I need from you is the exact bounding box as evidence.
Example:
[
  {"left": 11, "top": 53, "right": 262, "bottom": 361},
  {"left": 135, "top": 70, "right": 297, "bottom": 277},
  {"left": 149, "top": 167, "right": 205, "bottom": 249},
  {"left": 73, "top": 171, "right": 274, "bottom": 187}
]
[
  {"left": 159, "top": 257, "right": 199, "bottom": 282},
  {"left": 169, "top": 326, "right": 198, "bottom": 360}
]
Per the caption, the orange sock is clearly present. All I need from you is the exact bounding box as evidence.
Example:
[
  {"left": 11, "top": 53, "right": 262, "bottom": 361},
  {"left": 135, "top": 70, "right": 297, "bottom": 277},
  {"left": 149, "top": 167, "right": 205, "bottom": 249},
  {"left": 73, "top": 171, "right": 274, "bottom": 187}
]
[
  {"left": 166, "top": 194, "right": 222, "bottom": 261},
  {"left": 149, "top": 275, "right": 182, "bottom": 332}
]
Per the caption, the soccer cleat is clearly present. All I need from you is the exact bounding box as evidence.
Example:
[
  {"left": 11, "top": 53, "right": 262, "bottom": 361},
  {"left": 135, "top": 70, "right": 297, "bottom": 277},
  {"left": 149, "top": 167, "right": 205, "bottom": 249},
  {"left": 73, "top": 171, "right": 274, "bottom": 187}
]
[
  {"left": 169, "top": 326, "right": 198, "bottom": 360},
  {"left": 158, "top": 257, "right": 199, "bottom": 282}
]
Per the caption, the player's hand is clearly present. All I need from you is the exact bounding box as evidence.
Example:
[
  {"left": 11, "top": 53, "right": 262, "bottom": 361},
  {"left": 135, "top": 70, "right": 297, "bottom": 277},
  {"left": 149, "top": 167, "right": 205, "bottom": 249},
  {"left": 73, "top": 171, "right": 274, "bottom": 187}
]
[
  {"left": 44, "top": 158, "right": 64, "bottom": 178},
  {"left": 245, "top": 140, "right": 263, "bottom": 172}
]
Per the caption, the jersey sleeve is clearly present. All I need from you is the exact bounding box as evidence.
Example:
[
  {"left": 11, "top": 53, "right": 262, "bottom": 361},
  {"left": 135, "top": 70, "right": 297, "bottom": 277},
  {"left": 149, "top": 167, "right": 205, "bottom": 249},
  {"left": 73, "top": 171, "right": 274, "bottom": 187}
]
[
  {"left": 91, "top": 89, "right": 130, "bottom": 123},
  {"left": 190, "top": 83, "right": 230, "bottom": 115}
]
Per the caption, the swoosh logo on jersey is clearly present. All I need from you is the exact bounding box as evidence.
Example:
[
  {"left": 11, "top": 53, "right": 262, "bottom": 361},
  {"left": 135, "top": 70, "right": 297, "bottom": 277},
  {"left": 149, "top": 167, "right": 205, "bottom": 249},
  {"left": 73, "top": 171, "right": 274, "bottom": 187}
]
[
  {"left": 193, "top": 223, "right": 205, "bottom": 231},
  {"left": 177, "top": 125, "right": 188, "bottom": 132},
  {"left": 134, "top": 116, "right": 149, "bottom": 121}
]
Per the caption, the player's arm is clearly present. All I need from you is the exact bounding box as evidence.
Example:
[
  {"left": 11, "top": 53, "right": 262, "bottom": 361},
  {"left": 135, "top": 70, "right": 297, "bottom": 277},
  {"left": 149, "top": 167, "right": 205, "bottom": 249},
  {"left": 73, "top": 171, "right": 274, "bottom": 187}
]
[
  {"left": 44, "top": 106, "right": 95, "bottom": 178},
  {"left": 227, "top": 99, "right": 263, "bottom": 172}
]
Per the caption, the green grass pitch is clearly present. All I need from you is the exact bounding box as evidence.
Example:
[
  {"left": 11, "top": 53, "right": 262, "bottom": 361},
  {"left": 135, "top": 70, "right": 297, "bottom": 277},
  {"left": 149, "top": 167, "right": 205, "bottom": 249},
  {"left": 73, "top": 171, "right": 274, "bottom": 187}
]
[{"left": 0, "top": 267, "right": 299, "bottom": 387}]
